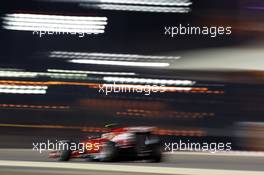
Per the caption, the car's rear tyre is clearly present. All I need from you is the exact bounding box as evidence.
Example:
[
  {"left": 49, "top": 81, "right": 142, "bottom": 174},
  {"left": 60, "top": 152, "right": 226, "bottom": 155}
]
[
  {"left": 149, "top": 143, "right": 162, "bottom": 163},
  {"left": 99, "top": 141, "right": 118, "bottom": 162}
]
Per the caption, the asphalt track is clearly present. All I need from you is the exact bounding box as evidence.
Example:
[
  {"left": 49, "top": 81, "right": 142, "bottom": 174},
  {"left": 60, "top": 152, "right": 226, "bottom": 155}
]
[{"left": 0, "top": 149, "right": 264, "bottom": 175}]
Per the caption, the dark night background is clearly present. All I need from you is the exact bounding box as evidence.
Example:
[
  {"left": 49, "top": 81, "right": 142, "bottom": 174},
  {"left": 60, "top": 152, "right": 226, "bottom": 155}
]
[{"left": 0, "top": 0, "right": 264, "bottom": 151}]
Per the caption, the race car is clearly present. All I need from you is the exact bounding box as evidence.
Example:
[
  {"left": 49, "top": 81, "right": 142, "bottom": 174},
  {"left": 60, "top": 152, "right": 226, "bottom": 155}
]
[{"left": 49, "top": 125, "right": 162, "bottom": 162}]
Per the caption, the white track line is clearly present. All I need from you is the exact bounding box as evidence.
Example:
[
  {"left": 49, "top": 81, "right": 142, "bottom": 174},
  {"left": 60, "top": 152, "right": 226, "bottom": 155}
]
[
  {"left": 164, "top": 151, "right": 264, "bottom": 157},
  {"left": 0, "top": 160, "right": 263, "bottom": 175}
]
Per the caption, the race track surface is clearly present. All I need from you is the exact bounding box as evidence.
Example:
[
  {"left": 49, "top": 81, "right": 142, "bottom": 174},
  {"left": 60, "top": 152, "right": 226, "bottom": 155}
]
[{"left": 0, "top": 149, "right": 263, "bottom": 175}]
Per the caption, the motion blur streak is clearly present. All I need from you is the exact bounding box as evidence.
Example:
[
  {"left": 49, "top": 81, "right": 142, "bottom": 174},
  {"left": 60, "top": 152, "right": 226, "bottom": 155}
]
[
  {"left": 81, "top": 4, "right": 190, "bottom": 13},
  {"left": 101, "top": 84, "right": 217, "bottom": 94},
  {"left": 0, "top": 80, "right": 99, "bottom": 87},
  {"left": 0, "top": 89, "right": 46, "bottom": 94},
  {"left": 152, "top": 129, "right": 206, "bottom": 137},
  {"left": 0, "top": 124, "right": 95, "bottom": 130},
  {"left": 0, "top": 68, "right": 24, "bottom": 71},
  {"left": 117, "top": 109, "right": 215, "bottom": 119},
  {"left": 0, "top": 70, "right": 87, "bottom": 79},
  {"left": 51, "top": 51, "right": 179, "bottom": 67},
  {"left": 79, "top": 0, "right": 192, "bottom": 13},
  {"left": 0, "top": 80, "right": 222, "bottom": 94},
  {"left": 0, "top": 85, "right": 47, "bottom": 94},
  {"left": 47, "top": 69, "right": 136, "bottom": 76},
  {"left": 0, "top": 85, "right": 47, "bottom": 90},
  {"left": 103, "top": 77, "right": 195, "bottom": 85},
  {"left": 0, "top": 123, "right": 206, "bottom": 136},
  {"left": 69, "top": 59, "right": 170, "bottom": 67},
  {"left": 50, "top": 51, "right": 181, "bottom": 60},
  {"left": 2, "top": 13, "right": 108, "bottom": 34},
  {"left": 0, "top": 104, "right": 69, "bottom": 110},
  {"left": 76, "top": 0, "right": 192, "bottom": 6},
  {"left": 4, "top": 13, "right": 107, "bottom": 21}
]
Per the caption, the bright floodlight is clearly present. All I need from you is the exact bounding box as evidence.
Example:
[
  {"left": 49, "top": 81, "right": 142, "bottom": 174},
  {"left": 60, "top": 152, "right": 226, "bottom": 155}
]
[
  {"left": 0, "top": 85, "right": 48, "bottom": 94},
  {"left": 47, "top": 69, "right": 136, "bottom": 76},
  {"left": 69, "top": 59, "right": 170, "bottom": 67},
  {"left": 79, "top": 0, "right": 192, "bottom": 13},
  {"left": 2, "top": 13, "right": 108, "bottom": 35},
  {"left": 81, "top": 4, "right": 190, "bottom": 13},
  {"left": 103, "top": 77, "right": 196, "bottom": 86},
  {"left": 49, "top": 51, "right": 181, "bottom": 67}
]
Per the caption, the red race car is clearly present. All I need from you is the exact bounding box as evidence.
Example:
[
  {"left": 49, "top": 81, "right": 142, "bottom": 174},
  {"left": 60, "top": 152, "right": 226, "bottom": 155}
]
[{"left": 49, "top": 125, "right": 162, "bottom": 162}]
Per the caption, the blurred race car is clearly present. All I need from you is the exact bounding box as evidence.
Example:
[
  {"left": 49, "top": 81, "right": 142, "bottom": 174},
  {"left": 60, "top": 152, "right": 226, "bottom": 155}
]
[{"left": 49, "top": 125, "right": 162, "bottom": 162}]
